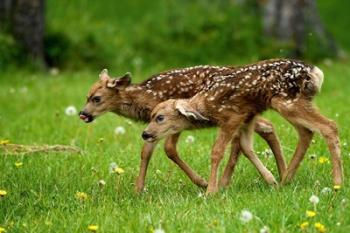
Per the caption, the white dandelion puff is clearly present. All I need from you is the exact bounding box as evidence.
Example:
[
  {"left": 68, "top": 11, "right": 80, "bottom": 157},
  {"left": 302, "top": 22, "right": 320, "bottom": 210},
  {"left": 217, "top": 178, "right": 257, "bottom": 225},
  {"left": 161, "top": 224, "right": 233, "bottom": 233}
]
[
  {"left": 65, "top": 106, "right": 77, "bottom": 116},
  {"left": 309, "top": 194, "right": 319, "bottom": 204},
  {"left": 98, "top": 179, "right": 106, "bottom": 186},
  {"left": 154, "top": 227, "right": 165, "bottom": 233},
  {"left": 109, "top": 162, "right": 118, "bottom": 173},
  {"left": 321, "top": 187, "right": 332, "bottom": 195},
  {"left": 240, "top": 210, "right": 253, "bottom": 223},
  {"left": 260, "top": 226, "right": 270, "bottom": 233},
  {"left": 185, "top": 135, "right": 195, "bottom": 143},
  {"left": 114, "top": 126, "right": 126, "bottom": 135}
]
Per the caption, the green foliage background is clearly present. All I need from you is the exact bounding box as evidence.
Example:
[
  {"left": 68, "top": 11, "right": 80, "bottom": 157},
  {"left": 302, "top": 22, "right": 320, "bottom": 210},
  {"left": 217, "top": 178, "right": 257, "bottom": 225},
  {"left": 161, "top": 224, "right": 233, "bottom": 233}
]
[{"left": 1, "top": 0, "right": 349, "bottom": 71}]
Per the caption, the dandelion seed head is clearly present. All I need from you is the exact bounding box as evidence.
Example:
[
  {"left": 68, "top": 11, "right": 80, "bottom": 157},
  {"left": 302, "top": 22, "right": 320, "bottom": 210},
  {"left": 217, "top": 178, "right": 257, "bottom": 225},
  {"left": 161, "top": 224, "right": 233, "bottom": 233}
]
[
  {"left": 65, "top": 106, "right": 77, "bottom": 116},
  {"left": 154, "top": 227, "right": 165, "bottom": 233},
  {"left": 309, "top": 194, "right": 320, "bottom": 204},
  {"left": 98, "top": 180, "right": 106, "bottom": 187},
  {"left": 321, "top": 187, "right": 332, "bottom": 195},
  {"left": 109, "top": 162, "right": 118, "bottom": 173},
  {"left": 114, "top": 126, "right": 126, "bottom": 135},
  {"left": 185, "top": 135, "right": 195, "bottom": 143},
  {"left": 260, "top": 226, "right": 269, "bottom": 233},
  {"left": 240, "top": 210, "right": 253, "bottom": 223}
]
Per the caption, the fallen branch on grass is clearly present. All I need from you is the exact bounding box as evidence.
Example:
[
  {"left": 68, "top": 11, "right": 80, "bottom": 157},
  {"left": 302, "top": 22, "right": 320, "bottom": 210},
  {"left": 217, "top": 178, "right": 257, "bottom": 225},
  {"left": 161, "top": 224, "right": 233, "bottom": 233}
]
[{"left": 0, "top": 144, "right": 82, "bottom": 155}]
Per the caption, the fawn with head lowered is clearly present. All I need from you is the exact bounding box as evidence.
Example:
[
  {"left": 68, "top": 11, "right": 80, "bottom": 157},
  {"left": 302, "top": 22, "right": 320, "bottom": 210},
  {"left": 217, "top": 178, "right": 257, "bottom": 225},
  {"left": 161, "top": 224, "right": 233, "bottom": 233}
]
[
  {"left": 79, "top": 65, "right": 286, "bottom": 192},
  {"left": 143, "top": 58, "right": 343, "bottom": 194}
]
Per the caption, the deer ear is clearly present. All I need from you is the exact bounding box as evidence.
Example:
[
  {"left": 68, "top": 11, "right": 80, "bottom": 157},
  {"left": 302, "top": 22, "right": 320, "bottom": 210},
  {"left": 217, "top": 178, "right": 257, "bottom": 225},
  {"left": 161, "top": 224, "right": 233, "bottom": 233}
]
[
  {"left": 106, "top": 72, "right": 132, "bottom": 89},
  {"left": 99, "top": 68, "right": 110, "bottom": 82},
  {"left": 175, "top": 100, "right": 209, "bottom": 121}
]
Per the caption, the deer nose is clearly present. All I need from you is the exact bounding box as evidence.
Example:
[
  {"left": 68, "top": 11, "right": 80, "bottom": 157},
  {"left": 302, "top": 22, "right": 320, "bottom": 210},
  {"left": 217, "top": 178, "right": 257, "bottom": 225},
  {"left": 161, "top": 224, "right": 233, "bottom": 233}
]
[{"left": 142, "top": 131, "right": 153, "bottom": 140}]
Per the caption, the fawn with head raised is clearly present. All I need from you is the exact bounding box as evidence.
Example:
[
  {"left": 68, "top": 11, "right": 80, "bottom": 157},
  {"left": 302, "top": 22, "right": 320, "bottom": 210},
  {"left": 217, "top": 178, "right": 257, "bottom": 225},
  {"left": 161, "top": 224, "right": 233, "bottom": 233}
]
[
  {"left": 79, "top": 65, "right": 286, "bottom": 192},
  {"left": 143, "top": 58, "right": 342, "bottom": 194}
]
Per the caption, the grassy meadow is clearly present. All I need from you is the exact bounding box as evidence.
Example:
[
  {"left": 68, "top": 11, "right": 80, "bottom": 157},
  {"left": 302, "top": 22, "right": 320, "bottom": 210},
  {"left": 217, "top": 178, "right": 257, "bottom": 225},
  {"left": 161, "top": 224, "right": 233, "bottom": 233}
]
[
  {"left": 1, "top": 0, "right": 350, "bottom": 232},
  {"left": 0, "top": 62, "right": 350, "bottom": 233}
]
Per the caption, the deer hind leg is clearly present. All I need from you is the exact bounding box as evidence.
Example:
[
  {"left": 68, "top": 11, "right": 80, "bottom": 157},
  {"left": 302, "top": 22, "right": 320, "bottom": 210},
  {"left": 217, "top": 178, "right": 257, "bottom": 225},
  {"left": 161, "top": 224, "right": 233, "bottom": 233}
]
[
  {"left": 219, "top": 135, "right": 241, "bottom": 188},
  {"left": 164, "top": 133, "right": 208, "bottom": 188},
  {"left": 272, "top": 98, "right": 343, "bottom": 185},
  {"left": 135, "top": 142, "right": 156, "bottom": 193},
  {"left": 240, "top": 119, "right": 278, "bottom": 185},
  {"left": 254, "top": 117, "right": 287, "bottom": 180},
  {"left": 281, "top": 124, "right": 313, "bottom": 185}
]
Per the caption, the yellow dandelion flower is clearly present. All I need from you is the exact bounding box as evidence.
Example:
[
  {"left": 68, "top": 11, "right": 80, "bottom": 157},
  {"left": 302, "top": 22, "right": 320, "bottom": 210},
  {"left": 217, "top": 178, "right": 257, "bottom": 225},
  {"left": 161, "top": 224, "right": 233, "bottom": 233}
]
[
  {"left": 0, "top": 190, "right": 7, "bottom": 197},
  {"left": 315, "top": 222, "right": 326, "bottom": 233},
  {"left": 334, "top": 185, "right": 341, "bottom": 191},
  {"left": 300, "top": 221, "right": 309, "bottom": 230},
  {"left": 15, "top": 162, "right": 23, "bottom": 168},
  {"left": 0, "top": 140, "right": 10, "bottom": 145},
  {"left": 75, "top": 192, "right": 88, "bottom": 201},
  {"left": 87, "top": 225, "right": 98, "bottom": 232},
  {"left": 0, "top": 227, "right": 6, "bottom": 233},
  {"left": 114, "top": 167, "right": 125, "bottom": 175},
  {"left": 306, "top": 210, "right": 317, "bottom": 217},
  {"left": 318, "top": 156, "right": 330, "bottom": 164}
]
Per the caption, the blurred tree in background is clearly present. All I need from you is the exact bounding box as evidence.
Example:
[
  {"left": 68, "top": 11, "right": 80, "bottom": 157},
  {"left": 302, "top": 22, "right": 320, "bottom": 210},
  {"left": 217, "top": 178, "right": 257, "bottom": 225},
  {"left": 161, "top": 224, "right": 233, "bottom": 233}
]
[
  {"left": 261, "top": 0, "right": 339, "bottom": 58},
  {"left": 0, "top": 0, "right": 46, "bottom": 69},
  {"left": 0, "top": 0, "right": 348, "bottom": 72}
]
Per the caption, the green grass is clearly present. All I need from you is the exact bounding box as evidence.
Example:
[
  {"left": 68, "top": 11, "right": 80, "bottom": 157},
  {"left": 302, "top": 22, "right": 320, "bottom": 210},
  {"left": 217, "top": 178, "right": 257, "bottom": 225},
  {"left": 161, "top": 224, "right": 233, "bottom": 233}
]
[{"left": 0, "top": 62, "right": 350, "bottom": 233}]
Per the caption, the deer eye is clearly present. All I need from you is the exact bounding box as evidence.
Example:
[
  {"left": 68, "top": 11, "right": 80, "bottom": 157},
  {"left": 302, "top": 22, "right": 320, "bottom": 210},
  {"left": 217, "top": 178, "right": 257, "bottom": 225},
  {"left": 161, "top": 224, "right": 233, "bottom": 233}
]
[
  {"left": 156, "top": 115, "right": 165, "bottom": 123},
  {"left": 92, "top": 96, "right": 101, "bottom": 103}
]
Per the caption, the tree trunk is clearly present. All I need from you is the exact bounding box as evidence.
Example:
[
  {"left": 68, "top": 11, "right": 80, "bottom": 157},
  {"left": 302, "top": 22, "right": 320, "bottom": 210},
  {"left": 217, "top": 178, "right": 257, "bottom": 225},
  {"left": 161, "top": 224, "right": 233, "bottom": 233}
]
[
  {"left": 261, "top": 0, "right": 339, "bottom": 58},
  {"left": 11, "top": 0, "right": 46, "bottom": 68}
]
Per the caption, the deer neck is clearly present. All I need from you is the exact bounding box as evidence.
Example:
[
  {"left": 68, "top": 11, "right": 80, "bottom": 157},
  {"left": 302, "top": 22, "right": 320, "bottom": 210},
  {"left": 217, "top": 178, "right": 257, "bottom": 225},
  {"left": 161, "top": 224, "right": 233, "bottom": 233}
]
[{"left": 111, "top": 84, "right": 157, "bottom": 122}]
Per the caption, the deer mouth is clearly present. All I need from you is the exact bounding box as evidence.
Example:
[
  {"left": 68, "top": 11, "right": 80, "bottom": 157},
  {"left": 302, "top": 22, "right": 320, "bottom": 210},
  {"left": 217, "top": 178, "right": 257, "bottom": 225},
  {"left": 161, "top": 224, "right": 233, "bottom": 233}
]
[{"left": 79, "top": 112, "right": 94, "bottom": 123}]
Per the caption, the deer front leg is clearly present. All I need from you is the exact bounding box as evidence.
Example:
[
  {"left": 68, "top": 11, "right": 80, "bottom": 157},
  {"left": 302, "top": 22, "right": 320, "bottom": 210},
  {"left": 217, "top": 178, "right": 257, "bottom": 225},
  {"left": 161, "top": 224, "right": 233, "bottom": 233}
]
[
  {"left": 164, "top": 133, "right": 208, "bottom": 188},
  {"left": 254, "top": 117, "right": 287, "bottom": 180},
  {"left": 279, "top": 124, "right": 313, "bottom": 185},
  {"left": 207, "top": 126, "right": 238, "bottom": 195},
  {"left": 135, "top": 142, "right": 156, "bottom": 193},
  {"left": 219, "top": 136, "right": 241, "bottom": 188}
]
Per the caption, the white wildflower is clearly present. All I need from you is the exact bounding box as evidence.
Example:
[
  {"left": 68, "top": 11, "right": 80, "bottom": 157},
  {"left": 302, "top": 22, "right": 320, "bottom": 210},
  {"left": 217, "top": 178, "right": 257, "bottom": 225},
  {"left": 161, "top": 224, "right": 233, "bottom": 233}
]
[
  {"left": 98, "top": 179, "right": 106, "bottom": 186},
  {"left": 155, "top": 169, "right": 162, "bottom": 174},
  {"left": 185, "top": 135, "right": 195, "bottom": 143},
  {"left": 321, "top": 187, "right": 332, "bottom": 195},
  {"left": 65, "top": 106, "right": 77, "bottom": 116},
  {"left": 114, "top": 126, "right": 126, "bottom": 135},
  {"left": 198, "top": 192, "right": 204, "bottom": 198},
  {"left": 109, "top": 162, "right": 117, "bottom": 173},
  {"left": 50, "top": 67, "right": 60, "bottom": 76},
  {"left": 260, "top": 226, "right": 270, "bottom": 233},
  {"left": 309, "top": 154, "right": 316, "bottom": 160},
  {"left": 154, "top": 227, "right": 165, "bottom": 233},
  {"left": 309, "top": 194, "right": 319, "bottom": 204},
  {"left": 240, "top": 210, "right": 253, "bottom": 223}
]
